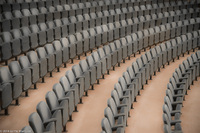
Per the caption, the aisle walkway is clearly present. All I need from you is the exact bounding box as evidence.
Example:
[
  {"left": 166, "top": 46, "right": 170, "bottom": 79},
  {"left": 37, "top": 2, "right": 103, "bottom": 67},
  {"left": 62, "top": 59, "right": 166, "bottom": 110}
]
[{"left": 125, "top": 52, "right": 194, "bottom": 133}]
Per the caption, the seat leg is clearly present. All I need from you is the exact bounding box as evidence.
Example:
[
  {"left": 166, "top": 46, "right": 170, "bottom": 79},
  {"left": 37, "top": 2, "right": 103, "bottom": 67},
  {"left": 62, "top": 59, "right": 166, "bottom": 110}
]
[
  {"left": 57, "top": 67, "right": 60, "bottom": 72},
  {"left": 91, "top": 85, "right": 94, "bottom": 90},
  {"left": 85, "top": 53, "right": 87, "bottom": 56},
  {"left": 71, "top": 59, "right": 74, "bottom": 64},
  {"left": 158, "top": 68, "right": 160, "bottom": 72},
  {"left": 177, "top": 56, "right": 179, "bottom": 60},
  {"left": 64, "top": 63, "right": 67, "bottom": 68},
  {"left": 146, "top": 80, "right": 148, "bottom": 84},
  {"left": 15, "top": 56, "right": 18, "bottom": 61},
  {"left": 5, "top": 61, "right": 8, "bottom": 65},
  {"left": 50, "top": 72, "right": 53, "bottom": 77},
  {"left": 150, "top": 75, "right": 152, "bottom": 80},
  {"left": 74, "top": 106, "right": 78, "bottom": 112},
  {"left": 16, "top": 99, "right": 19, "bottom": 105},
  {"left": 34, "top": 84, "right": 37, "bottom": 89},
  {"left": 128, "top": 56, "right": 130, "bottom": 60},
  {"left": 78, "top": 55, "right": 80, "bottom": 60},
  {"left": 134, "top": 54, "right": 136, "bottom": 57},
  {"left": 69, "top": 115, "right": 73, "bottom": 121},
  {"left": 188, "top": 51, "right": 190, "bottom": 54},
  {"left": 154, "top": 72, "right": 156, "bottom": 76},
  {"left": 142, "top": 85, "right": 144, "bottom": 90},
  {"left": 107, "top": 70, "right": 110, "bottom": 75},
  {"left": 85, "top": 91, "right": 88, "bottom": 96},
  {"left": 5, "top": 108, "right": 9, "bottom": 115},
  {"left": 42, "top": 77, "right": 45, "bottom": 83},
  {"left": 63, "top": 125, "right": 67, "bottom": 132},
  {"left": 97, "top": 79, "right": 100, "bottom": 84},
  {"left": 113, "top": 66, "right": 115, "bottom": 71},
  {"left": 134, "top": 97, "right": 137, "bottom": 102},
  {"left": 102, "top": 75, "right": 105, "bottom": 79},
  {"left": 163, "top": 65, "right": 165, "bottom": 68},
  {"left": 79, "top": 98, "right": 83, "bottom": 104},
  {"left": 131, "top": 104, "right": 134, "bottom": 109},
  {"left": 123, "top": 59, "right": 125, "bottom": 63},
  {"left": 25, "top": 91, "right": 29, "bottom": 97},
  {"left": 144, "top": 48, "right": 146, "bottom": 52},
  {"left": 139, "top": 50, "right": 141, "bottom": 54},
  {"left": 168, "top": 61, "right": 170, "bottom": 65},
  {"left": 182, "top": 53, "right": 184, "bottom": 57},
  {"left": 118, "top": 63, "right": 120, "bottom": 67}
]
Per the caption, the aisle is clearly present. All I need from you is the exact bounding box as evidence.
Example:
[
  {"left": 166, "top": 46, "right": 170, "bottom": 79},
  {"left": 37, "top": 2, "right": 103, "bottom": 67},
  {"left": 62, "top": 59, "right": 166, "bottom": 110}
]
[{"left": 125, "top": 52, "right": 194, "bottom": 133}]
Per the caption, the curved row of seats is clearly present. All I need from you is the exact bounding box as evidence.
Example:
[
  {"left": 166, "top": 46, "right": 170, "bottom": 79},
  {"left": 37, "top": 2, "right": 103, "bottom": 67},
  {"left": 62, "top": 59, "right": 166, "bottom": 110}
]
[
  {"left": 0, "top": 3, "right": 198, "bottom": 64},
  {"left": 0, "top": 0, "right": 157, "bottom": 32},
  {"left": 162, "top": 51, "right": 200, "bottom": 133},
  {"left": 1, "top": 10, "right": 199, "bottom": 116},
  {"left": 1, "top": 4, "right": 199, "bottom": 118},
  {"left": 0, "top": 0, "right": 158, "bottom": 12},
  {"left": 19, "top": 20, "right": 200, "bottom": 133},
  {"left": 100, "top": 30, "right": 200, "bottom": 133}
]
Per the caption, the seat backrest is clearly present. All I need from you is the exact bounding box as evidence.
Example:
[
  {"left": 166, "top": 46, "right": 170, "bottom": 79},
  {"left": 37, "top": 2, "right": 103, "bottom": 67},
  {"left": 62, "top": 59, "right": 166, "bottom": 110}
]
[
  {"left": 36, "top": 101, "right": 53, "bottom": 124},
  {"left": 136, "top": 58, "right": 143, "bottom": 68},
  {"left": 132, "top": 62, "right": 139, "bottom": 73},
  {"left": 126, "top": 66, "right": 135, "bottom": 79},
  {"left": 86, "top": 56, "right": 95, "bottom": 67},
  {"left": 19, "top": 56, "right": 31, "bottom": 69},
  {"left": 101, "top": 118, "right": 112, "bottom": 133},
  {"left": 118, "top": 77, "right": 127, "bottom": 91},
  {"left": 36, "top": 47, "right": 47, "bottom": 59},
  {"left": 65, "top": 70, "right": 76, "bottom": 84},
  {"left": 79, "top": 60, "right": 89, "bottom": 72},
  {"left": 8, "top": 61, "right": 22, "bottom": 76},
  {"left": 0, "top": 67, "right": 12, "bottom": 83},
  {"left": 28, "top": 112, "right": 45, "bottom": 133},
  {"left": 104, "top": 107, "right": 115, "bottom": 127},
  {"left": 123, "top": 71, "right": 131, "bottom": 85},
  {"left": 72, "top": 64, "right": 83, "bottom": 77},
  {"left": 92, "top": 51, "right": 100, "bottom": 62},
  {"left": 45, "top": 91, "right": 60, "bottom": 111},
  {"left": 27, "top": 51, "right": 38, "bottom": 64},
  {"left": 107, "top": 98, "right": 118, "bottom": 116},
  {"left": 53, "top": 83, "right": 65, "bottom": 99},
  {"left": 109, "top": 43, "right": 116, "bottom": 52},
  {"left": 53, "top": 41, "right": 62, "bottom": 51},
  {"left": 98, "top": 48, "right": 106, "bottom": 59},
  {"left": 45, "top": 44, "right": 55, "bottom": 55}
]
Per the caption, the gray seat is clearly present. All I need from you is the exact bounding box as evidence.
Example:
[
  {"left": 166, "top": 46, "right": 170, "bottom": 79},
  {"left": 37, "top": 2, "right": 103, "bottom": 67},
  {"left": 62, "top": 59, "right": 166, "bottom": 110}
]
[
  {"left": 2, "top": 32, "right": 21, "bottom": 57},
  {"left": 59, "top": 76, "right": 79, "bottom": 110},
  {"left": 120, "top": 38, "right": 132, "bottom": 60},
  {"left": 30, "top": 24, "right": 46, "bottom": 46},
  {"left": 136, "top": 57, "right": 150, "bottom": 82},
  {"left": 86, "top": 55, "right": 102, "bottom": 82},
  {"left": 20, "top": 126, "right": 34, "bottom": 133},
  {"left": 98, "top": 48, "right": 112, "bottom": 73},
  {"left": 27, "top": 51, "right": 47, "bottom": 81},
  {"left": 36, "top": 47, "right": 55, "bottom": 77},
  {"left": 80, "top": 31, "right": 90, "bottom": 53},
  {"left": 19, "top": 56, "right": 39, "bottom": 89},
  {"left": 53, "top": 83, "right": 74, "bottom": 121},
  {"left": 132, "top": 61, "right": 146, "bottom": 88},
  {"left": 101, "top": 117, "right": 125, "bottom": 133},
  {"left": 118, "top": 77, "right": 135, "bottom": 105},
  {"left": 45, "top": 91, "right": 68, "bottom": 132},
  {"left": 68, "top": 34, "right": 83, "bottom": 57},
  {"left": 65, "top": 70, "right": 84, "bottom": 103},
  {"left": 21, "top": 27, "right": 38, "bottom": 50},
  {"left": 92, "top": 51, "right": 107, "bottom": 78},
  {"left": 79, "top": 60, "right": 96, "bottom": 88},
  {"left": 160, "top": 43, "right": 171, "bottom": 65},
  {"left": 29, "top": 112, "right": 56, "bottom": 133},
  {"left": 39, "top": 23, "right": 54, "bottom": 43},
  {"left": 53, "top": 41, "right": 69, "bottom": 68},
  {"left": 155, "top": 45, "right": 167, "bottom": 68},
  {"left": 72, "top": 65, "right": 90, "bottom": 95},
  {"left": 8, "top": 61, "right": 31, "bottom": 96},
  {"left": 45, "top": 44, "right": 62, "bottom": 72},
  {"left": 150, "top": 48, "right": 162, "bottom": 71},
  {"left": 103, "top": 45, "right": 118, "bottom": 70},
  {"left": 60, "top": 38, "right": 76, "bottom": 62}
]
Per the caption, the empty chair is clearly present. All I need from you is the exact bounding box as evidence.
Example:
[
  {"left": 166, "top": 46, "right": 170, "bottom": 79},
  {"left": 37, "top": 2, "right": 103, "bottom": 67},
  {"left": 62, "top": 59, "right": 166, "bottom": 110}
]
[
  {"left": 29, "top": 112, "right": 56, "bottom": 133},
  {"left": 53, "top": 41, "right": 69, "bottom": 68},
  {"left": 45, "top": 44, "right": 62, "bottom": 72},
  {"left": 98, "top": 48, "right": 112, "bottom": 74},
  {"left": 53, "top": 83, "right": 74, "bottom": 121},
  {"left": 27, "top": 51, "right": 47, "bottom": 83},
  {"left": 72, "top": 64, "right": 90, "bottom": 96},
  {"left": 36, "top": 47, "right": 55, "bottom": 77},
  {"left": 65, "top": 70, "right": 84, "bottom": 103},
  {"left": 79, "top": 60, "right": 96, "bottom": 89},
  {"left": 0, "top": 67, "right": 22, "bottom": 105},
  {"left": 19, "top": 56, "right": 39, "bottom": 89},
  {"left": 104, "top": 45, "right": 118, "bottom": 70},
  {"left": 8, "top": 61, "right": 32, "bottom": 96},
  {"left": 59, "top": 76, "right": 79, "bottom": 111},
  {"left": 45, "top": 91, "right": 68, "bottom": 132}
]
